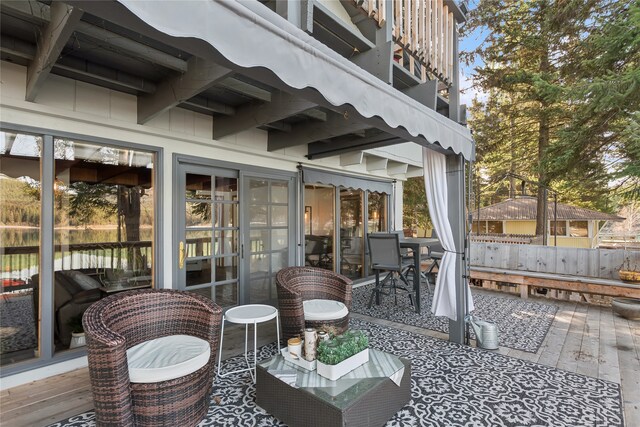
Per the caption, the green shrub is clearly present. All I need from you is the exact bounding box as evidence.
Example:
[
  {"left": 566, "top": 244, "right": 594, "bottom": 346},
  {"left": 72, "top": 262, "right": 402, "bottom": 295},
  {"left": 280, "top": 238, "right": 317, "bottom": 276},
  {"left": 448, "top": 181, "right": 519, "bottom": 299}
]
[{"left": 316, "top": 330, "right": 369, "bottom": 365}]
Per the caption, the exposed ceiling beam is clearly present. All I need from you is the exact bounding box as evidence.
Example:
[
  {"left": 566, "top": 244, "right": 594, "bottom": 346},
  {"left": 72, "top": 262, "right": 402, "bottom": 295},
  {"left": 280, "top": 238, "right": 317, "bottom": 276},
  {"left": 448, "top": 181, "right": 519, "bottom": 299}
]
[
  {"left": 213, "top": 92, "right": 315, "bottom": 139},
  {"left": 307, "top": 132, "right": 404, "bottom": 160},
  {"left": 26, "top": 2, "right": 83, "bottom": 101},
  {"left": 181, "top": 96, "right": 236, "bottom": 116},
  {"left": 138, "top": 57, "right": 232, "bottom": 124},
  {"left": 217, "top": 77, "right": 272, "bottom": 102},
  {"left": 1, "top": 1, "right": 188, "bottom": 73},
  {"left": 366, "top": 156, "right": 388, "bottom": 172},
  {"left": 340, "top": 152, "right": 364, "bottom": 166},
  {"left": 268, "top": 112, "right": 369, "bottom": 151},
  {"left": 1, "top": 36, "right": 156, "bottom": 94},
  {"left": 387, "top": 161, "right": 409, "bottom": 176},
  {"left": 300, "top": 108, "right": 327, "bottom": 121},
  {"left": 75, "top": 21, "right": 188, "bottom": 73},
  {"left": 261, "top": 121, "right": 292, "bottom": 132}
]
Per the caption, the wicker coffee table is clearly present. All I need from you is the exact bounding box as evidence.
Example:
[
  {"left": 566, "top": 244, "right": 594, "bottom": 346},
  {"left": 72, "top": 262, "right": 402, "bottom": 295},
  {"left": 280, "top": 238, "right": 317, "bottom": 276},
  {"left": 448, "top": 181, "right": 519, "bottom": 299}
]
[{"left": 255, "top": 349, "right": 411, "bottom": 427}]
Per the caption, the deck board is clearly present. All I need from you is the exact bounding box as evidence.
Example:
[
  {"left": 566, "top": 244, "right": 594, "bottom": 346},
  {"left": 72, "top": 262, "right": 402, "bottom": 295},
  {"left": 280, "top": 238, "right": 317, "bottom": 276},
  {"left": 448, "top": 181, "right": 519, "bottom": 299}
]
[{"left": 1, "top": 291, "right": 639, "bottom": 427}]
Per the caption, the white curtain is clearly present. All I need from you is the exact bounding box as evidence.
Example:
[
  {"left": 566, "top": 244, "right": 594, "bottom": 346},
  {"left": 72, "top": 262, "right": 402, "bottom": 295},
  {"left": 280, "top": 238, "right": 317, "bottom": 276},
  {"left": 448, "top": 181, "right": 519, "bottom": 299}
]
[{"left": 423, "top": 148, "right": 474, "bottom": 320}]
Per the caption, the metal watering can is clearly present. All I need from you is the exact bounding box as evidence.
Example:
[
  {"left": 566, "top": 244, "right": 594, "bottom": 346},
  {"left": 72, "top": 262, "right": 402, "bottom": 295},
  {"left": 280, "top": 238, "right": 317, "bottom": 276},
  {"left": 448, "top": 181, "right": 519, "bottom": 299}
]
[{"left": 467, "top": 316, "right": 499, "bottom": 350}]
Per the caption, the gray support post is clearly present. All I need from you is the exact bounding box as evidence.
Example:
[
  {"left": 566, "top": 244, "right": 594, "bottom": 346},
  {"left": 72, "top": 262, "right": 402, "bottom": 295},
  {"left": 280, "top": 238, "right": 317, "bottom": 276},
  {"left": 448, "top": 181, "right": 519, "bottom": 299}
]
[
  {"left": 446, "top": 153, "right": 467, "bottom": 344},
  {"left": 40, "top": 135, "right": 55, "bottom": 359},
  {"left": 449, "top": 23, "right": 460, "bottom": 123}
]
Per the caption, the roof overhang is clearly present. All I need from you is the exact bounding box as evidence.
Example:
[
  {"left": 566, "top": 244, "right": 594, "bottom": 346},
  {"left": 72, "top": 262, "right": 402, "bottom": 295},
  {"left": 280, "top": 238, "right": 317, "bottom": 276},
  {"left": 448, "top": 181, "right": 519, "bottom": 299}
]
[{"left": 68, "top": 0, "right": 474, "bottom": 161}]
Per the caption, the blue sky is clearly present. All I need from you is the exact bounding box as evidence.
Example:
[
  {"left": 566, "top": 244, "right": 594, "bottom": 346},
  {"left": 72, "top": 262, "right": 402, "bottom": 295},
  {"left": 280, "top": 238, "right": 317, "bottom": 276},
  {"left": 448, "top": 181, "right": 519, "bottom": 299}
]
[{"left": 458, "top": 0, "right": 488, "bottom": 106}]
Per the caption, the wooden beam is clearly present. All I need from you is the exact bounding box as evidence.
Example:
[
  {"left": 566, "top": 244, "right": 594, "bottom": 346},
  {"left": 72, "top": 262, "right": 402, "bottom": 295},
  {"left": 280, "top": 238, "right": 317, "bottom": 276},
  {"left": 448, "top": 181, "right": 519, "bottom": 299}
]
[
  {"left": 1, "top": 35, "right": 157, "bottom": 94},
  {"left": 401, "top": 79, "right": 438, "bottom": 110},
  {"left": 366, "top": 156, "right": 388, "bottom": 171},
  {"left": 307, "top": 132, "right": 403, "bottom": 159},
  {"left": 213, "top": 92, "right": 315, "bottom": 139},
  {"left": 470, "top": 269, "right": 640, "bottom": 299},
  {"left": 26, "top": 2, "right": 83, "bottom": 101},
  {"left": 387, "top": 161, "right": 408, "bottom": 176},
  {"left": 339, "top": 152, "right": 364, "bottom": 166},
  {"left": 217, "top": 77, "right": 272, "bottom": 102},
  {"left": 300, "top": 108, "right": 327, "bottom": 121},
  {"left": 76, "top": 21, "right": 187, "bottom": 73},
  {"left": 2, "top": 1, "right": 188, "bottom": 73},
  {"left": 267, "top": 112, "right": 368, "bottom": 151},
  {"left": 181, "top": 96, "right": 236, "bottom": 116},
  {"left": 138, "top": 57, "right": 232, "bottom": 124}
]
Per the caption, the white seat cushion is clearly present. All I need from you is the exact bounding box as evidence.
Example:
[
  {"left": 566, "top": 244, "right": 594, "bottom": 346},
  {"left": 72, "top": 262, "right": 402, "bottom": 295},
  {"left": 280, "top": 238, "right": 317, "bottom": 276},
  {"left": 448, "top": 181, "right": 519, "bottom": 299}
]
[
  {"left": 303, "top": 299, "right": 349, "bottom": 322},
  {"left": 126, "top": 335, "right": 210, "bottom": 383}
]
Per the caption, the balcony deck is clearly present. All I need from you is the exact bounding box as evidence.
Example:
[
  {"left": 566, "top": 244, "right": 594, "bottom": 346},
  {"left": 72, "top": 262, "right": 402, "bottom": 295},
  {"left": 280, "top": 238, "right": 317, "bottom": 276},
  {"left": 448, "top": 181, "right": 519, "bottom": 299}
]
[{"left": 1, "top": 289, "right": 638, "bottom": 427}]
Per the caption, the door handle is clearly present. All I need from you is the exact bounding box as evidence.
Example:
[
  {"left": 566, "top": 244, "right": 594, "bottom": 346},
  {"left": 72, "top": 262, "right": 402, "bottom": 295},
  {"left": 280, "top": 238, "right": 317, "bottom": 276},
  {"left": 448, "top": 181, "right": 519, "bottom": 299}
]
[{"left": 179, "top": 241, "right": 185, "bottom": 269}]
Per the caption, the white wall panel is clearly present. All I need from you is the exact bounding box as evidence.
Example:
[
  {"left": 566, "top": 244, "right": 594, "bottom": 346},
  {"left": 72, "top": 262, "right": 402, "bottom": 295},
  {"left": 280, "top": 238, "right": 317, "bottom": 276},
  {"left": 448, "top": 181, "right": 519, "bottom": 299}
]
[{"left": 76, "top": 81, "right": 110, "bottom": 118}]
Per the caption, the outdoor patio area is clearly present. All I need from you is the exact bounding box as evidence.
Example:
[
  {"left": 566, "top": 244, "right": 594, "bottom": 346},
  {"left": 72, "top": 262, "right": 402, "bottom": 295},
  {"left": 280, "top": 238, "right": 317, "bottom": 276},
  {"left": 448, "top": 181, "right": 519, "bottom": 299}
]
[{"left": 1, "top": 287, "right": 638, "bottom": 427}]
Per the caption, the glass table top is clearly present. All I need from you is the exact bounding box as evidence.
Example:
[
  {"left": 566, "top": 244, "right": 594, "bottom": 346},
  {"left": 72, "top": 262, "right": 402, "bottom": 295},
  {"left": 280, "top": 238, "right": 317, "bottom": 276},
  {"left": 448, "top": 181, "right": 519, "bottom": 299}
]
[{"left": 258, "top": 348, "right": 405, "bottom": 410}]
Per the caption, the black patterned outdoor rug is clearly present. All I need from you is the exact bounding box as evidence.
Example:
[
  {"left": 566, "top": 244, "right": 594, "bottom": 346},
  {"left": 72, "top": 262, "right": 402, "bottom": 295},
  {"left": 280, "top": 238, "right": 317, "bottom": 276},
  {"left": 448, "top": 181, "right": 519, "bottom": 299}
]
[
  {"left": 351, "top": 284, "right": 558, "bottom": 353},
  {"left": 49, "top": 319, "right": 623, "bottom": 427},
  {"left": 0, "top": 294, "right": 37, "bottom": 354}
]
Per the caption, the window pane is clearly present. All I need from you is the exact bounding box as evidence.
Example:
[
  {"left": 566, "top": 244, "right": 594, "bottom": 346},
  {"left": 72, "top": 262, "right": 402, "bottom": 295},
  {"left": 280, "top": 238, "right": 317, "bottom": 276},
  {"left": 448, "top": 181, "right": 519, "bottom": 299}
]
[
  {"left": 0, "top": 130, "right": 42, "bottom": 366},
  {"left": 550, "top": 221, "right": 567, "bottom": 236},
  {"left": 271, "top": 181, "right": 288, "bottom": 203},
  {"left": 186, "top": 230, "right": 212, "bottom": 257},
  {"left": 53, "top": 138, "right": 155, "bottom": 354},
  {"left": 368, "top": 192, "right": 388, "bottom": 233},
  {"left": 271, "top": 205, "right": 288, "bottom": 226},
  {"left": 487, "top": 221, "right": 503, "bottom": 234},
  {"left": 186, "top": 201, "right": 212, "bottom": 228},
  {"left": 569, "top": 221, "right": 588, "bottom": 237},
  {"left": 186, "top": 174, "right": 211, "bottom": 200}
]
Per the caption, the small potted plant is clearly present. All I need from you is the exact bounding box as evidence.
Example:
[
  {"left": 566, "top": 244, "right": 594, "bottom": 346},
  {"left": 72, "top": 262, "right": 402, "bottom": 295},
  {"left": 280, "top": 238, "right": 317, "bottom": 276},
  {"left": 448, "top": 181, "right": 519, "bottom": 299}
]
[
  {"left": 68, "top": 313, "right": 86, "bottom": 349},
  {"left": 316, "top": 330, "right": 369, "bottom": 380}
]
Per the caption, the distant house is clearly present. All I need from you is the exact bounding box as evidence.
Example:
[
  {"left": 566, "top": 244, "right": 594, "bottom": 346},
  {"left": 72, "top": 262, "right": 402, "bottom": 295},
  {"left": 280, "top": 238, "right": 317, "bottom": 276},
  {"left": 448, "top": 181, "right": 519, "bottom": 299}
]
[{"left": 471, "top": 197, "right": 624, "bottom": 248}]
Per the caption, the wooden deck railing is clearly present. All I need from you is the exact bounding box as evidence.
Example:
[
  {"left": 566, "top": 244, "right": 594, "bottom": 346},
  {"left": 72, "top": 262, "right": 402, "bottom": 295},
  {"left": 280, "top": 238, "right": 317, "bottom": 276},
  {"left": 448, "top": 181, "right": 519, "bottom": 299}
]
[{"left": 355, "top": 0, "right": 456, "bottom": 85}]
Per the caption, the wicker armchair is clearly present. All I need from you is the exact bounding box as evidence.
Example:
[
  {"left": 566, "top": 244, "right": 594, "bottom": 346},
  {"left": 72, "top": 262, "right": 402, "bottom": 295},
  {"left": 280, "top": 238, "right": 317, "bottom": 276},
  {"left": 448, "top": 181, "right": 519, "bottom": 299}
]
[
  {"left": 276, "top": 267, "right": 353, "bottom": 340},
  {"left": 83, "top": 289, "right": 222, "bottom": 427}
]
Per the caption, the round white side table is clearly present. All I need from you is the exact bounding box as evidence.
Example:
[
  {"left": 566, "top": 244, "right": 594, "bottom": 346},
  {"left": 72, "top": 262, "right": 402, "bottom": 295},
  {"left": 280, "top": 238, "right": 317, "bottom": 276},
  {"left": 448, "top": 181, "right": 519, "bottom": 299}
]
[{"left": 216, "top": 304, "right": 280, "bottom": 383}]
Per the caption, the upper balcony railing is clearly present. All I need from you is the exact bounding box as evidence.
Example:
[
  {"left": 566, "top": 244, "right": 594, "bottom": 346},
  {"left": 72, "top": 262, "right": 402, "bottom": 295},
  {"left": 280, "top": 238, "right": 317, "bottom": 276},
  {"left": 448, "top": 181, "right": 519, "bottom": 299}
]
[{"left": 355, "top": 0, "right": 456, "bottom": 86}]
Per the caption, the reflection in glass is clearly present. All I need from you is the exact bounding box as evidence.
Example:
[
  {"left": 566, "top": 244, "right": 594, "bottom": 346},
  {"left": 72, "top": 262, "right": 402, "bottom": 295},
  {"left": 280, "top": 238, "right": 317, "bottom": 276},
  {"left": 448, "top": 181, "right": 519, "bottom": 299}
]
[
  {"left": 215, "top": 256, "right": 238, "bottom": 281},
  {"left": 215, "top": 230, "right": 238, "bottom": 255},
  {"left": 186, "top": 230, "right": 213, "bottom": 257},
  {"left": 214, "top": 283, "right": 237, "bottom": 306},
  {"left": 368, "top": 192, "right": 388, "bottom": 233},
  {"left": 247, "top": 177, "right": 290, "bottom": 304},
  {"left": 271, "top": 206, "right": 288, "bottom": 226},
  {"left": 304, "top": 185, "right": 335, "bottom": 271},
  {"left": 271, "top": 181, "right": 288, "bottom": 203},
  {"left": 53, "top": 138, "right": 155, "bottom": 353},
  {"left": 186, "top": 258, "right": 212, "bottom": 287},
  {"left": 0, "top": 131, "right": 42, "bottom": 366},
  {"left": 186, "top": 174, "right": 211, "bottom": 200},
  {"left": 340, "top": 188, "right": 364, "bottom": 279},
  {"left": 215, "top": 177, "right": 237, "bottom": 200},
  {"left": 186, "top": 202, "right": 212, "bottom": 228}
]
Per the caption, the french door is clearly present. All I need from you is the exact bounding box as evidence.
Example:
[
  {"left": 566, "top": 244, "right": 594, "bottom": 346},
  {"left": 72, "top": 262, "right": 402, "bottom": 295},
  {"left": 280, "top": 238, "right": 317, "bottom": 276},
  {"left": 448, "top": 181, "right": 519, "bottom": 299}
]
[
  {"left": 241, "top": 173, "right": 296, "bottom": 305},
  {"left": 176, "top": 163, "right": 239, "bottom": 307},
  {"left": 176, "top": 161, "right": 295, "bottom": 307}
]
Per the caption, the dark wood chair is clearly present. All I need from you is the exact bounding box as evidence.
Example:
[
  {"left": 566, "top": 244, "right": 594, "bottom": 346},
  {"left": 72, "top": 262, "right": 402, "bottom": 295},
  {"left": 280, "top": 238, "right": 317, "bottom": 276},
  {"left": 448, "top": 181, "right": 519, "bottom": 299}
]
[
  {"left": 276, "top": 267, "right": 352, "bottom": 340},
  {"left": 83, "top": 289, "right": 222, "bottom": 427}
]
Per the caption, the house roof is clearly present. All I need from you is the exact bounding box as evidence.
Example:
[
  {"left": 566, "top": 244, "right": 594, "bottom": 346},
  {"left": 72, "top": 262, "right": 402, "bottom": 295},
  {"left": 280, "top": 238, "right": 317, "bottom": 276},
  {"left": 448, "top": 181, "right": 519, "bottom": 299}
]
[{"left": 471, "top": 197, "right": 624, "bottom": 221}]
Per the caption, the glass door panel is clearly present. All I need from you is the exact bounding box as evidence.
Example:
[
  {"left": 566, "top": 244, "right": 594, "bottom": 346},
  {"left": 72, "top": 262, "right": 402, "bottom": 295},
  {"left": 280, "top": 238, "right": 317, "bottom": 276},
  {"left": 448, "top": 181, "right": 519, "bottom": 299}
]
[
  {"left": 179, "top": 168, "right": 238, "bottom": 307},
  {"left": 303, "top": 185, "right": 335, "bottom": 270},
  {"left": 339, "top": 189, "right": 364, "bottom": 279},
  {"left": 243, "top": 176, "right": 293, "bottom": 305}
]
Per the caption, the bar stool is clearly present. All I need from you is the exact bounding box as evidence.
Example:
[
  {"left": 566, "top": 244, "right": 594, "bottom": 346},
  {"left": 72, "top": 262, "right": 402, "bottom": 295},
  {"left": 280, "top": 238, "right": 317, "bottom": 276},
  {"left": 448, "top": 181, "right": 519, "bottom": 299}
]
[{"left": 217, "top": 304, "right": 280, "bottom": 383}]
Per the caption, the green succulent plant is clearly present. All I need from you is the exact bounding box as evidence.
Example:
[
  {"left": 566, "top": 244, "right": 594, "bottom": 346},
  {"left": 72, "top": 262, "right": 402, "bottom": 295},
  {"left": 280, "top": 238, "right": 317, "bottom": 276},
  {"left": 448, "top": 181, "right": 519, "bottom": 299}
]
[{"left": 317, "top": 330, "right": 369, "bottom": 365}]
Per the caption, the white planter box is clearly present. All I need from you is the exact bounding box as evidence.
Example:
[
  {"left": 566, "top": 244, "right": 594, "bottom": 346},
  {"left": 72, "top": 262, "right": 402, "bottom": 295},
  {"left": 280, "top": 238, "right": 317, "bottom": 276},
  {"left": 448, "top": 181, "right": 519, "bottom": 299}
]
[
  {"left": 316, "top": 348, "right": 369, "bottom": 381},
  {"left": 280, "top": 348, "right": 317, "bottom": 371}
]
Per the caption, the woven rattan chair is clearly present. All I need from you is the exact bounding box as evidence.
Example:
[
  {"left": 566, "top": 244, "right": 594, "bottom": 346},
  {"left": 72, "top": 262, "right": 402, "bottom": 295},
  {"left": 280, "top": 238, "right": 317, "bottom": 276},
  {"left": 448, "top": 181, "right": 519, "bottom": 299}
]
[
  {"left": 276, "top": 266, "right": 352, "bottom": 340},
  {"left": 83, "top": 289, "right": 222, "bottom": 427}
]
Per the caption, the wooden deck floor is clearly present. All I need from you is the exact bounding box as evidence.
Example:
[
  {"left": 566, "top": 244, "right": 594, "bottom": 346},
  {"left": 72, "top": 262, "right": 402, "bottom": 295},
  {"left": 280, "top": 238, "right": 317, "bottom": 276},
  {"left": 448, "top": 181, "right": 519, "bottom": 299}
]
[{"left": 1, "top": 289, "right": 639, "bottom": 427}]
